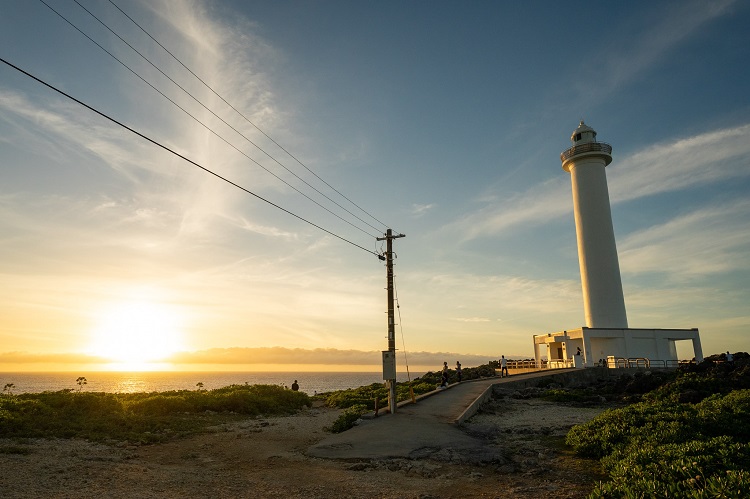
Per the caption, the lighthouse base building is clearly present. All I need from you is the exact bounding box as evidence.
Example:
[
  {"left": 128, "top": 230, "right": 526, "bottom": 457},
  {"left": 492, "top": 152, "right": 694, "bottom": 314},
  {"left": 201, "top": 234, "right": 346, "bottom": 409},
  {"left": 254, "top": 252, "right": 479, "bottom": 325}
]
[
  {"left": 533, "top": 327, "right": 703, "bottom": 369},
  {"left": 534, "top": 122, "right": 703, "bottom": 369}
]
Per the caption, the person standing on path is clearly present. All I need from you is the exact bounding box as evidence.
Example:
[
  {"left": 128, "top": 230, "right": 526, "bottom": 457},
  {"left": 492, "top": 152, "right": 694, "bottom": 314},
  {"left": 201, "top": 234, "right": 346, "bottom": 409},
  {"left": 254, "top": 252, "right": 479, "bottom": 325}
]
[
  {"left": 500, "top": 355, "right": 508, "bottom": 378},
  {"left": 440, "top": 361, "right": 449, "bottom": 388},
  {"left": 456, "top": 361, "right": 462, "bottom": 382}
]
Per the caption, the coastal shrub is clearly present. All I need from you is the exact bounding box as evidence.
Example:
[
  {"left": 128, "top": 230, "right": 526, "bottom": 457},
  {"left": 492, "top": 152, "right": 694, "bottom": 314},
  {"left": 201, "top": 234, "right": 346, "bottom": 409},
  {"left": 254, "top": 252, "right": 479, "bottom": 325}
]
[
  {"left": 328, "top": 404, "right": 368, "bottom": 434},
  {"left": 323, "top": 383, "right": 386, "bottom": 410},
  {"left": 565, "top": 356, "right": 750, "bottom": 497},
  {"left": 0, "top": 391, "right": 128, "bottom": 439},
  {"left": 127, "top": 394, "right": 194, "bottom": 416},
  {"left": 590, "top": 437, "right": 750, "bottom": 497},
  {"left": 566, "top": 400, "right": 695, "bottom": 459},
  {"left": 642, "top": 355, "right": 750, "bottom": 405},
  {"left": 694, "top": 390, "right": 750, "bottom": 440},
  {"left": 406, "top": 380, "right": 435, "bottom": 396},
  {"left": 208, "top": 384, "right": 310, "bottom": 415},
  {"left": 0, "top": 384, "right": 311, "bottom": 442},
  {"left": 415, "top": 364, "right": 496, "bottom": 386}
]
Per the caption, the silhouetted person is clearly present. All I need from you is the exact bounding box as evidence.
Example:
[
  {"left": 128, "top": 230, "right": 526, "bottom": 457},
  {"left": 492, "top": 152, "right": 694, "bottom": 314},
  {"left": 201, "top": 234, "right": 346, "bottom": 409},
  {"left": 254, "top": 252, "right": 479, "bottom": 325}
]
[
  {"left": 726, "top": 351, "right": 734, "bottom": 367},
  {"left": 440, "top": 361, "right": 449, "bottom": 388},
  {"left": 456, "top": 361, "right": 462, "bottom": 382},
  {"left": 500, "top": 355, "right": 508, "bottom": 378},
  {"left": 291, "top": 380, "right": 299, "bottom": 391}
]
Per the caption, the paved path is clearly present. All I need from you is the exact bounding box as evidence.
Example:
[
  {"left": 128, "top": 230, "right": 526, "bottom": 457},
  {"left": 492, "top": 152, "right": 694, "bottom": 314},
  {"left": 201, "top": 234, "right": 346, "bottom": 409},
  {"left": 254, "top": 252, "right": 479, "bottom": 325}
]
[{"left": 307, "top": 371, "right": 560, "bottom": 461}]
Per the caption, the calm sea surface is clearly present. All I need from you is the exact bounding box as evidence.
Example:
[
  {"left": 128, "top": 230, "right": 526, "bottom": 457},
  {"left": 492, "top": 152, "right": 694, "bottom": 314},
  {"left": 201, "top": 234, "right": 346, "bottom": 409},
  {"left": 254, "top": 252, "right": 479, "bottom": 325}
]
[{"left": 0, "top": 371, "right": 425, "bottom": 396}]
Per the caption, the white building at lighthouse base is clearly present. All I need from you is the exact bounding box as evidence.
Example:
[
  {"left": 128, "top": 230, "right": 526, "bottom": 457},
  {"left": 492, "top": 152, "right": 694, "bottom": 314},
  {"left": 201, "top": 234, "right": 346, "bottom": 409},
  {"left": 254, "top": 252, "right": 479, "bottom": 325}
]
[{"left": 533, "top": 327, "right": 704, "bottom": 369}]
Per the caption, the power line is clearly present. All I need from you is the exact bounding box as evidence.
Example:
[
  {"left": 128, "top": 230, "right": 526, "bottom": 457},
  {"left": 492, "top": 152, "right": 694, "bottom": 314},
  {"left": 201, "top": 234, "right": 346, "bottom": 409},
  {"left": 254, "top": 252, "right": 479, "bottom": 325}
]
[
  {"left": 106, "top": 0, "right": 390, "bottom": 232},
  {"left": 0, "top": 57, "right": 381, "bottom": 259},
  {"left": 38, "top": 0, "right": 380, "bottom": 240},
  {"left": 70, "top": 0, "right": 386, "bottom": 237}
]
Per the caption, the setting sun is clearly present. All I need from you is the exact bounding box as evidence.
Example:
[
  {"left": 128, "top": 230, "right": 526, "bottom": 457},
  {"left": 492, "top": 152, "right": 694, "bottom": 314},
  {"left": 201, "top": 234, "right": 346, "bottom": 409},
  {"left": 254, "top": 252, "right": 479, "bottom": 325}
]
[{"left": 88, "top": 301, "right": 185, "bottom": 369}]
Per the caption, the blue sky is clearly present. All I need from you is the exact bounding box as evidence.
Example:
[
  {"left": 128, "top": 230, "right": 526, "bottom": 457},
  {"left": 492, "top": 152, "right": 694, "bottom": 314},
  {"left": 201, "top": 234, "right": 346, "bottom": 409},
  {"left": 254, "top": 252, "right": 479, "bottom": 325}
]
[{"left": 0, "top": 0, "right": 748, "bottom": 370}]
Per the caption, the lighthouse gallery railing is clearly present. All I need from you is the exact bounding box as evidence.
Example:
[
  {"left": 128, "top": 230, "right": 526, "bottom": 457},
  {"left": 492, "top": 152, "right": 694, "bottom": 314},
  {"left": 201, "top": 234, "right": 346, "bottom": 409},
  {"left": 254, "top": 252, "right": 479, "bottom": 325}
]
[{"left": 560, "top": 142, "right": 612, "bottom": 162}]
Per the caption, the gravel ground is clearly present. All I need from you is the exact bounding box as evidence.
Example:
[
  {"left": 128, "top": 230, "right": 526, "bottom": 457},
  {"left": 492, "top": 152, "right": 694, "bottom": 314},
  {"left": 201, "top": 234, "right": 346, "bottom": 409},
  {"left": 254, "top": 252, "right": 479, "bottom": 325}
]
[{"left": 1, "top": 398, "right": 607, "bottom": 498}]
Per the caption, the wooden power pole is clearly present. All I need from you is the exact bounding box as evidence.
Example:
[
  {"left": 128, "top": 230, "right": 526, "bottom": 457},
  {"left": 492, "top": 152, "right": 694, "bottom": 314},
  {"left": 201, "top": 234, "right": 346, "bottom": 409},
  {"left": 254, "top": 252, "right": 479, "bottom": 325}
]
[{"left": 377, "top": 228, "right": 405, "bottom": 414}]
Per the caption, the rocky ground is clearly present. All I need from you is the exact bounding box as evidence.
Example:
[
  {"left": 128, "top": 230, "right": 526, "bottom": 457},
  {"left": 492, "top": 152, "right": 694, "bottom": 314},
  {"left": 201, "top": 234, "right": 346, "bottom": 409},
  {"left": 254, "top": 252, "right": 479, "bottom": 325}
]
[{"left": 1, "top": 397, "right": 608, "bottom": 498}]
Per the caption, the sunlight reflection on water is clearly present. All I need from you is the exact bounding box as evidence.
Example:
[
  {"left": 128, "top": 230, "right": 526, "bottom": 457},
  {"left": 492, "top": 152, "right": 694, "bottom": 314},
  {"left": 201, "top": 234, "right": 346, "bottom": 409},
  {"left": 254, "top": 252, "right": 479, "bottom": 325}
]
[{"left": 2, "top": 371, "right": 424, "bottom": 395}]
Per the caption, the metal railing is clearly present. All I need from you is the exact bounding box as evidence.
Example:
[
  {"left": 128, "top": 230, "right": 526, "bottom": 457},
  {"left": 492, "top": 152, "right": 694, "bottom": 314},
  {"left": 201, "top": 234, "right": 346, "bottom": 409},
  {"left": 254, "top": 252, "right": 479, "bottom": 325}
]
[
  {"left": 506, "top": 359, "right": 539, "bottom": 370},
  {"left": 514, "top": 357, "right": 695, "bottom": 370},
  {"left": 604, "top": 357, "right": 697, "bottom": 369},
  {"left": 547, "top": 358, "right": 575, "bottom": 369},
  {"left": 560, "top": 142, "right": 612, "bottom": 162}
]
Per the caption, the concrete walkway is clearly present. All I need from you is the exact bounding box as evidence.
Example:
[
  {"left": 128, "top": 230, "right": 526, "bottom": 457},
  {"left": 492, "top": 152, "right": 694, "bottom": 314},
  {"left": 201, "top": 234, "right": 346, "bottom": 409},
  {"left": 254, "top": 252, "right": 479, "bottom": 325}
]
[{"left": 307, "top": 370, "right": 567, "bottom": 461}]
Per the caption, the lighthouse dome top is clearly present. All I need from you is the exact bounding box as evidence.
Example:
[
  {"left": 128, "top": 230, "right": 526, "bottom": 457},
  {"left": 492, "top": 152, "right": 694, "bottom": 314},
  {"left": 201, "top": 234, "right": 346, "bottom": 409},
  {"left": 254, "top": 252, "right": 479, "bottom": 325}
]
[
  {"left": 570, "top": 120, "right": 597, "bottom": 145},
  {"left": 560, "top": 120, "right": 612, "bottom": 171}
]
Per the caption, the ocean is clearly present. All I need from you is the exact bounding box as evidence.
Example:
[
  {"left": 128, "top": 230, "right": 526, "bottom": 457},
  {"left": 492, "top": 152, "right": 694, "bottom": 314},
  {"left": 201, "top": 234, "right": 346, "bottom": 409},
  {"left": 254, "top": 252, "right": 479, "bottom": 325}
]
[{"left": 0, "top": 371, "right": 426, "bottom": 396}]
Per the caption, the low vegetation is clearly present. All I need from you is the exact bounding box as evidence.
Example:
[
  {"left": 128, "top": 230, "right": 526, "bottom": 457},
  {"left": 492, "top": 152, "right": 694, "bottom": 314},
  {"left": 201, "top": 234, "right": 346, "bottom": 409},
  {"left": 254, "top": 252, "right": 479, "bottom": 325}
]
[
  {"left": 565, "top": 352, "right": 750, "bottom": 497},
  {"left": 0, "top": 384, "right": 310, "bottom": 444}
]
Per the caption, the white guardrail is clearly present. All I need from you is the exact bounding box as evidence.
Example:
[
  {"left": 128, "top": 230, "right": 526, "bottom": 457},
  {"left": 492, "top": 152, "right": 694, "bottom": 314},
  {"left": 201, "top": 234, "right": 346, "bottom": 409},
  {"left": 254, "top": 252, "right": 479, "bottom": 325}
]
[{"left": 503, "top": 358, "right": 694, "bottom": 370}]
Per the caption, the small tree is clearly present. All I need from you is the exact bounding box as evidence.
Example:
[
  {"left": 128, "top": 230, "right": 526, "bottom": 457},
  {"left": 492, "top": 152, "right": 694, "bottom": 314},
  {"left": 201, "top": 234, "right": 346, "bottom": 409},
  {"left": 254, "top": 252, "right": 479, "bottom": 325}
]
[
  {"left": 76, "top": 376, "right": 87, "bottom": 392},
  {"left": 196, "top": 382, "right": 204, "bottom": 391},
  {"left": 3, "top": 383, "right": 14, "bottom": 396}
]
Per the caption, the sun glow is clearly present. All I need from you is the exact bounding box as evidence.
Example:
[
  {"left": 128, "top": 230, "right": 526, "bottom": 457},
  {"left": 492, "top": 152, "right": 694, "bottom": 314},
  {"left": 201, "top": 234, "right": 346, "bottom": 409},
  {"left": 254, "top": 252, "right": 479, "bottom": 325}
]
[{"left": 89, "top": 301, "right": 185, "bottom": 369}]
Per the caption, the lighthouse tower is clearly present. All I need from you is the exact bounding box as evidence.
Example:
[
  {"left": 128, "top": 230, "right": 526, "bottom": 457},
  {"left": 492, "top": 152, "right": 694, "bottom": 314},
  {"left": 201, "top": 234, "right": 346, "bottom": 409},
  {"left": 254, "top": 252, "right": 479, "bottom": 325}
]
[
  {"left": 561, "top": 121, "right": 628, "bottom": 329},
  {"left": 532, "top": 121, "right": 702, "bottom": 369}
]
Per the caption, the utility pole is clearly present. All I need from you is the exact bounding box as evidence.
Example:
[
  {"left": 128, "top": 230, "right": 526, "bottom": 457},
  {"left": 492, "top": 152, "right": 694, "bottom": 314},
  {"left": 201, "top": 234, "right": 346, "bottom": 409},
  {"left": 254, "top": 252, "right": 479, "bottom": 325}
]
[{"left": 377, "top": 228, "right": 405, "bottom": 414}]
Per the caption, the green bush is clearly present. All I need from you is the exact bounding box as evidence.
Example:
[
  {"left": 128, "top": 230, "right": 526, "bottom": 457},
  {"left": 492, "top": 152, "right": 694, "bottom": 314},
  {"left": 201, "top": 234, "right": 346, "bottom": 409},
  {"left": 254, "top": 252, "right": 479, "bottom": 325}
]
[
  {"left": 591, "top": 438, "right": 750, "bottom": 497},
  {"left": 565, "top": 355, "right": 750, "bottom": 498},
  {"left": 127, "top": 394, "right": 194, "bottom": 416},
  {"left": 0, "top": 385, "right": 311, "bottom": 443},
  {"left": 320, "top": 377, "right": 440, "bottom": 411},
  {"left": 328, "top": 404, "right": 368, "bottom": 434},
  {"left": 323, "top": 383, "right": 387, "bottom": 410}
]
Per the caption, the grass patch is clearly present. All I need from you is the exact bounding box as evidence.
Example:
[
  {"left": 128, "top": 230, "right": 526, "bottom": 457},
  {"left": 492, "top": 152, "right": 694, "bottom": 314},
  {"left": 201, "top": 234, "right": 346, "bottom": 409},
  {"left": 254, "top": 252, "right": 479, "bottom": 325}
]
[{"left": 0, "top": 384, "right": 310, "bottom": 444}]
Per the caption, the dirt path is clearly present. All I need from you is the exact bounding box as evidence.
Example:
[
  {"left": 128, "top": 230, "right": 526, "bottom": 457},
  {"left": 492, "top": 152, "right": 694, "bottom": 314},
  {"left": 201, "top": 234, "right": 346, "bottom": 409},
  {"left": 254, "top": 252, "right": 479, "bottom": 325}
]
[{"left": 1, "top": 399, "right": 607, "bottom": 498}]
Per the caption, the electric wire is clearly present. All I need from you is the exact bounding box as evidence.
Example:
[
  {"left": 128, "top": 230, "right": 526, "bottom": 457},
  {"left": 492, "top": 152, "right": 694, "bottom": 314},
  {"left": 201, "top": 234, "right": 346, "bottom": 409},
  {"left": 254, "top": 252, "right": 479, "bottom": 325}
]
[
  {"left": 69, "top": 0, "right": 385, "bottom": 237},
  {"left": 106, "top": 0, "right": 390, "bottom": 232},
  {"left": 393, "top": 267, "right": 411, "bottom": 383},
  {"left": 0, "top": 57, "right": 381, "bottom": 259},
  {"left": 38, "top": 0, "right": 380, "bottom": 240}
]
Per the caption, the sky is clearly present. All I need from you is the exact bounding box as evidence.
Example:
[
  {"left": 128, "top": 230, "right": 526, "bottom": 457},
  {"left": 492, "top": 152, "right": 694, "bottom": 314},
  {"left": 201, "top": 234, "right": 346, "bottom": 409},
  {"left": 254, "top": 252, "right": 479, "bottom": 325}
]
[{"left": 1, "top": 0, "right": 749, "bottom": 372}]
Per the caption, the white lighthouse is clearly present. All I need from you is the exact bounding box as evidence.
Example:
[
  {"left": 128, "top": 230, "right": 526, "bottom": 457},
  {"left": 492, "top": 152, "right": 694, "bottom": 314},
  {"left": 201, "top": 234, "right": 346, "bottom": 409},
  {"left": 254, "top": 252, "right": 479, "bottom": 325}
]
[
  {"left": 532, "top": 122, "right": 703, "bottom": 369},
  {"left": 561, "top": 121, "right": 628, "bottom": 329}
]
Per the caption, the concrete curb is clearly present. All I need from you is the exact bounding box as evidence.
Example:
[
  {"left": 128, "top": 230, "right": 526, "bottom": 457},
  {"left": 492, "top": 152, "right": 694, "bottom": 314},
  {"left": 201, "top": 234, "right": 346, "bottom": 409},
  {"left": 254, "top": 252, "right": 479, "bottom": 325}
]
[{"left": 454, "top": 382, "right": 496, "bottom": 426}]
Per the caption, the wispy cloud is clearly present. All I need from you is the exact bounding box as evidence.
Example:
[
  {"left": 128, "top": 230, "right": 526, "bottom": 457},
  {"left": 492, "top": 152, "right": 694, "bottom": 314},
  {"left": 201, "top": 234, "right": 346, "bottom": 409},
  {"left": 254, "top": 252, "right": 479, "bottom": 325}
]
[
  {"left": 576, "top": 0, "right": 736, "bottom": 100},
  {"left": 236, "top": 217, "right": 298, "bottom": 239},
  {"left": 449, "top": 123, "right": 750, "bottom": 242},
  {"left": 608, "top": 124, "right": 750, "bottom": 202},
  {"left": 0, "top": 89, "right": 159, "bottom": 183},
  {"left": 619, "top": 198, "right": 750, "bottom": 278},
  {"left": 402, "top": 272, "right": 582, "bottom": 332},
  {"left": 444, "top": 177, "right": 569, "bottom": 242},
  {"left": 411, "top": 203, "right": 436, "bottom": 217},
  {"left": 452, "top": 317, "right": 491, "bottom": 323}
]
